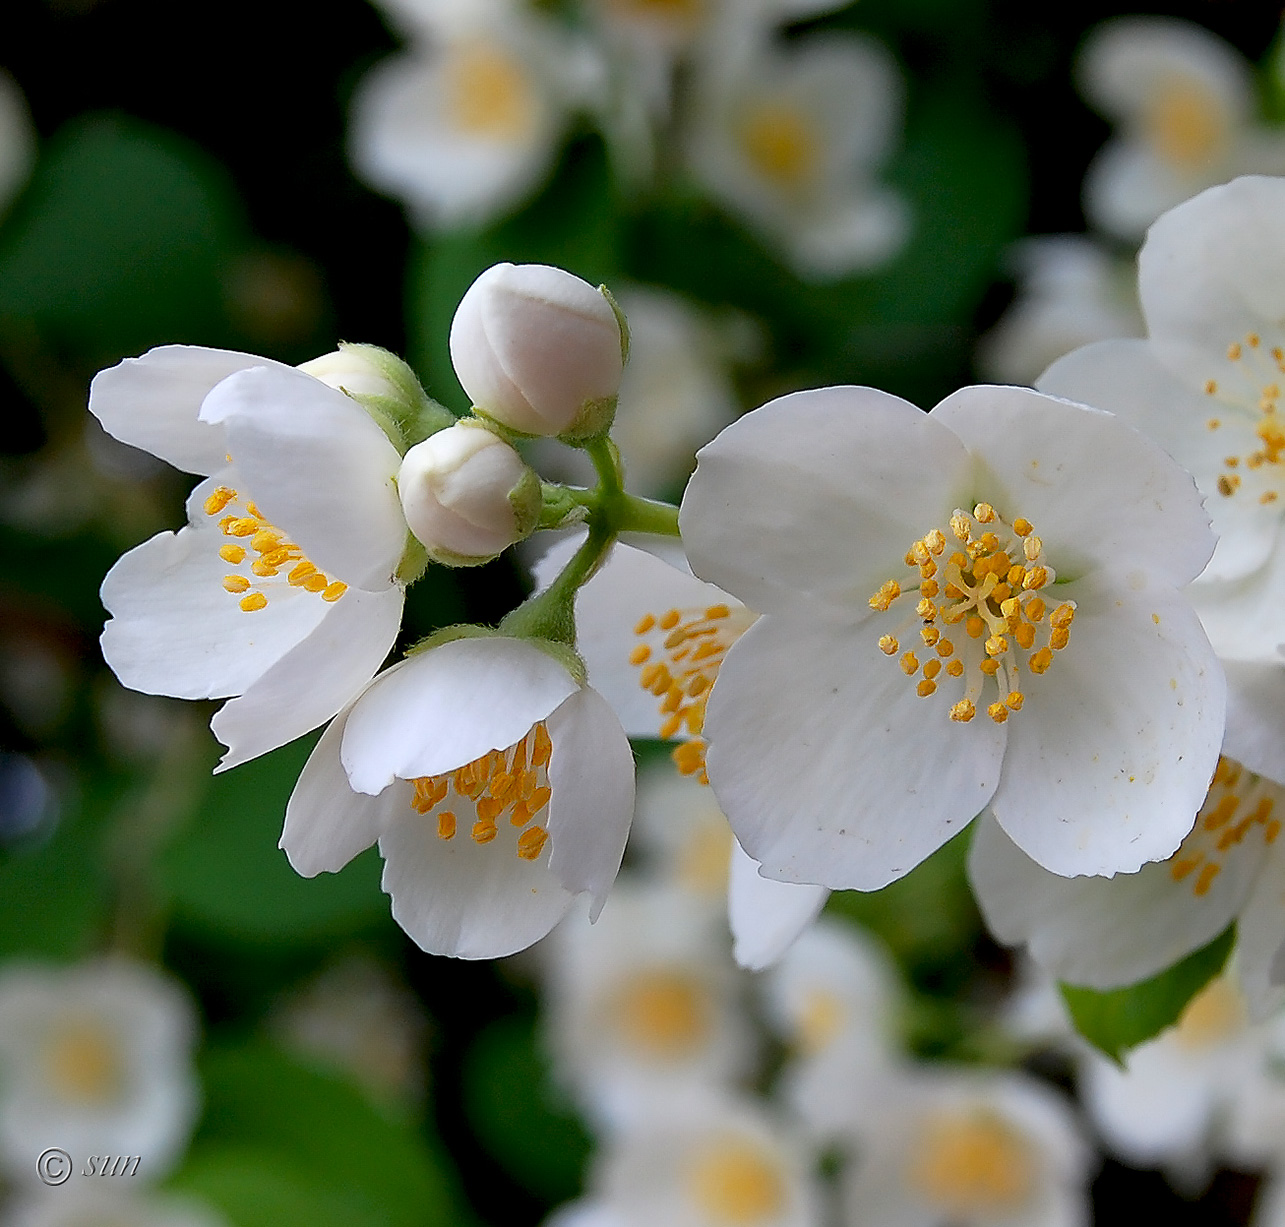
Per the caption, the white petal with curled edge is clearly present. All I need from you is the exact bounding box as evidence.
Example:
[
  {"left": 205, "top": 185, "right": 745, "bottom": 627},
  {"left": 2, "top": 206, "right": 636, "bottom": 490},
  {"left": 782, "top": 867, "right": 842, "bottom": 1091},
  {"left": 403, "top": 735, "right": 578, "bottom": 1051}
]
[
  {"left": 200, "top": 364, "right": 406, "bottom": 590},
  {"left": 968, "top": 813, "right": 1256, "bottom": 990},
  {"left": 680, "top": 385, "right": 974, "bottom": 618},
  {"left": 543, "top": 685, "right": 635, "bottom": 918},
  {"left": 212, "top": 584, "right": 403, "bottom": 771},
  {"left": 1189, "top": 546, "right": 1285, "bottom": 666},
  {"left": 340, "top": 637, "right": 578, "bottom": 794},
  {"left": 281, "top": 711, "right": 401, "bottom": 876},
  {"left": 729, "top": 839, "right": 828, "bottom": 971},
  {"left": 378, "top": 800, "right": 575, "bottom": 959},
  {"left": 703, "top": 612, "right": 1006, "bottom": 890},
  {"left": 1223, "top": 662, "right": 1285, "bottom": 786},
  {"left": 88, "top": 345, "right": 294, "bottom": 476},
  {"left": 990, "top": 576, "right": 1225, "bottom": 877},
  {"left": 1231, "top": 843, "right": 1285, "bottom": 1021},
  {"left": 932, "top": 383, "right": 1215, "bottom": 588}
]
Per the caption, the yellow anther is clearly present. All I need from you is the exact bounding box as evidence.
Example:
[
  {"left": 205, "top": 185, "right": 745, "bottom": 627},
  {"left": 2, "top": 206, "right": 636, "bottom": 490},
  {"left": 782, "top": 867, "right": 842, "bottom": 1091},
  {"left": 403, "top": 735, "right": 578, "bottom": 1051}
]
[
  {"left": 1229, "top": 342, "right": 1243, "bottom": 360},
  {"left": 687, "top": 675, "right": 710, "bottom": 697},
  {"left": 204, "top": 486, "right": 237, "bottom": 516},
  {"left": 517, "top": 826, "right": 549, "bottom": 861},
  {"left": 1267, "top": 819, "right": 1281, "bottom": 843},
  {"left": 476, "top": 795, "right": 504, "bottom": 824},
  {"left": 946, "top": 659, "right": 964, "bottom": 677},
  {"left": 985, "top": 636, "right": 1008, "bottom": 657},
  {"left": 251, "top": 559, "right": 279, "bottom": 577},
  {"left": 1005, "top": 691, "right": 1024, "bottom": 711},
  {"left": 223, "top": 575, "right": 251, "bottom": 593},
  {"left": 950, "top": 512, "right": 971, "bottom": 542},
  {"left": 979, "top": 658, "right": 1000, "bottom": 676},
  {"left": 219, "top": 544, "right": 246, "bottom": 564},
  {"left": 1012, "top": 518, "right": 1033, "bottom": 536},
  {"left": 508, "top": 802, "right": 531, "bottom": 828},
  {"left": 1170, "top": 856, "right": 1201, "bottom": 882},
  {"left": 936, "top": 638, "right": 955, "bottom": 658},
  {"left": 1203, "top": 795, "right": 1239, "bottom": 831},
  {"left": 1022, "top": 535, "right": 1042, "bottom": 561},
  {"left": 706, "top": 604, "right": 730, "bottom": 620},
  {"left": 239, "top": 592, "right": 268, "bottom": 612},
  {"left": 304, "top": 574, "right": 329, "bottom": 593},
  {"left": 1026, "top": 597, "right": 1045, "bottom": 621},
  {"left": 920, "top": 559, "right": 938, "bottom": 580},
  {"left": 900, "top": 652, "right": 920, "bottom": 676},
  {"left": 920, "top": 578, "right": 940, "bottom": 598},
  {"left": 659, "top": 609, "right": 681, "bottom": 630},
  {"left": 250, "top": 529, "right": 279, "bottom": 553},
  {"left": 322, "top": 581, "right": 348, "bottom": 602},
  {"left": 1007, "top": 564, "right": 1026, "bottom": 586},
  {"left": 245, "top": 501, "right": 262, "bottom": 517},
  {"left": 965, "top": 616, "right": 985, "bottom": 640},
  {"left": 528, "top": 785, "right": 551, "bottom": 813},
  {"left": 1000, "top": 597, "right": 1020, "bottom": 619},
  {"left": 1263, "top": 491, "right": 1280, "bottom": 504},
  {"left": 226, "top": 517, "right": 259, "bottom": 537},
  {"left": 659, "top": 714, "right": 683, "bottom": 739},
  {"left": 879, "top": 635, "right": 899, "bottom": 655},
  {"left": 925, "top": 529, "right": 946, "bottom": 555},
  {"left": 1050, "top": 627, "right": 1070, "bottom": 651},
  {"left": 1219, "top": 475, "right": 1239, "bottom": 497},
  {"left": 639, "top": 663, "right": 663, "bottom": 689},
  {"left": 288, "top": 561, "right": 317, "bottom": 585},
  {"left": 1208, "top": 418, "right": 1221, "bottom": 430},
  {"left": 921, "top": 626, "right": 940, "bottom": 647},
  {"left": 662, "top": 686, "right": 684, "bottom": 714},
  {"left": 978, "top": 532, "right": 1000, "bottom": 553},
  {"left": 261, "top": 547, "right": 295, "bottom": 568},
  {"left": 1194, "top": 863, "right": 1221, "bottom": 897},
  {"left": 973, "top": 502, "right": 996, "bottom": 523},
  {"left": 949, "top": 552, "right": 968, "bottom": 571},
  {"left": 1205, "top": 381, "right": 1218, "bottom": 396},
  {"left": 869, "top": 580, "right": 901, "bottom": 612},
  {"left": 950, "top": 699, "right": 976, "bottom": 722},
  {"left": 1029, "top": 647, "right": 1054, "bottom": 674},
  {"left": 987, "top": 701, "right": 1009, "bottom": 724},
  {"left": 917, "top": 679, "right": 937, "bottom": 697},
  {"left": 630, "top": 644, "right": 651, "bottom": 665},
  {"left": 1249, "top": 333, "right": 1261, "bottom": 348},
  {"left": 1023, "top": 567, "right": 1048, "bottom": 590},
  {"left": 532, "top": 726, "right": 552, "bottom": 768},
  {"left": 1015, "top": 622, "right": 1036, "bottom": 650},
  {"left": 664, "top": 628, "right": 688, "bottom": 649},
  {"left": 911, "top": 541, "right": 931, "bottom": 566},
  {"left": 917, "top": 598, "right": 938, "bottom": 621},
  {"left": 1049, "top": 604, "right": 1075, "bottom": 629},
  {"left": 437, "top": 812, "right": 457, "bottom": 840},
  {"left": 635, "top": 613, "right": 655, "bottom": 634},
  {"left": 923, "top": 659, "right": 942, "bottom": 681},
  {"left": 472, "top": 818, "right": 498, "bottom": 844}
]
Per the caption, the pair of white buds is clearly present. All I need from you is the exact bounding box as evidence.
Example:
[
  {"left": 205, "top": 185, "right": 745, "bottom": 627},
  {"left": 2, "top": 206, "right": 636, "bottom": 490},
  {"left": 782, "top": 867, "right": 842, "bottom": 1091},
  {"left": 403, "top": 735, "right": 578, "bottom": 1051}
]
[{"left": 396, "top": 262, "right": 626, "bottom": 566}]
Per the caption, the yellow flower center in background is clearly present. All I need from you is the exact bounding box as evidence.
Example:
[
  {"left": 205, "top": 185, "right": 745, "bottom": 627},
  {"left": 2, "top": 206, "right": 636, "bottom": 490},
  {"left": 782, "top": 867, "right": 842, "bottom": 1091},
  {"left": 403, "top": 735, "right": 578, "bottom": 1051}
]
[
  {"left": 739, "top": 100, "right": 820, "bottom": 190},
  {"left": 611, "top": 969, "right": 713, "bottom": 1059},
  {"left": 204, "top": 485, "right": 346, "bottom": 613},
  {"left": 1203, "top": 332, "right": 1285, "bottom": 507},
  {"left": 1143, "top": 77, "right": 1228, "bottom": 170},
  {"left": 676, "top": 812, "right": 735, "bottom": 897},
  {"left": 1174, "top": 976, "right": 1246, "bottom": 1051},
  {"left": 689, "top": 1139, "right": 787, "bottom": 1225},
  {"left": 603, "top": 0, "right": 706, "bottom": 36},
  {"left": 869, "top": 503, "right": 1073, "bottom": 725},
  {"left": 445, "top": 40, "right": 539, "bottom": 141},
  {"left": 1167, "top": 756, "right": 1281, "bottom": 898},
  {"left": 906, "top": 1110, "right": 1035, "bottom": 1215},
  {"left": 407, "top": 722, "right": 554, "bottom": 863},
  {"left": 44, "top": 1019, "right": 123, "bottom": 1104},
  {"left": 796, "top": 988, "right": 846, "bottom": 1056}
]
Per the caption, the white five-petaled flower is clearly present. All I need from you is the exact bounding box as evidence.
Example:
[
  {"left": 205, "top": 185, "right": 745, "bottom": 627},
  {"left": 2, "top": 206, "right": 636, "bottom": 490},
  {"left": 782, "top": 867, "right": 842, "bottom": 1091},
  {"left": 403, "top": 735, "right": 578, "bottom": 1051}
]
[
  {"left": 1077, "top": 17, "right": 1285, "bottom": 242},
  {"left": 281, "top": 634, "right": 635, "bottom": 960},
  {"left": 91, "top": 346, "right": 408, "bottom": 771},
  {"left": 0, "top": 960, "right": 199, "bottom": 1189},
  {"left": 679, "top": 383, "right": 1225, "bottom": 889}
]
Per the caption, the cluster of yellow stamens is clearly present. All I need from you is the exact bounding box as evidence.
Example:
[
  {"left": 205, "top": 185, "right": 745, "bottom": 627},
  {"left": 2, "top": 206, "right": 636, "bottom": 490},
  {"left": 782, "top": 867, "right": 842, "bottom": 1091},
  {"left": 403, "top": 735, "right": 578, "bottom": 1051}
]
[
  {"left": 1167, "top": 756, "right": 1281, "bottom": 898},
  {"left": 630, "top": 603, "right": 752, "bottom": 784},
  {"left": 204, "top": 485, "right": 347, "bottom": 613},
  {"left": 407, "top": 723, "right": 554, "bottom": 862},
  {"left": 869, "top": 503, "right": 1074, "bottom": 725},
  {"left": 905, "top": 1110, "right": 1034, "bottom": 1216},
  {"left": 688, "top": 1140, "right": 786, "bottom": 1225},
  {"left": 1203, "top": 331, "right": 1285, "bottom": 506}
]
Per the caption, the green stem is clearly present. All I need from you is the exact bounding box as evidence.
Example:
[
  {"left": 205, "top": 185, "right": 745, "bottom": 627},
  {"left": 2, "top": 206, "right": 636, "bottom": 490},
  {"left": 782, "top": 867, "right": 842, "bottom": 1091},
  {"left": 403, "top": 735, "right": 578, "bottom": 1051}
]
[
  {"left": 498, "top": 521, "right": 613, "bottom": 647},
  {"left": 585, "top": 434, "right": 623, "bottom": 498},
  {"left": 608, "top": 492, "right": 680, "bottom": 536}
]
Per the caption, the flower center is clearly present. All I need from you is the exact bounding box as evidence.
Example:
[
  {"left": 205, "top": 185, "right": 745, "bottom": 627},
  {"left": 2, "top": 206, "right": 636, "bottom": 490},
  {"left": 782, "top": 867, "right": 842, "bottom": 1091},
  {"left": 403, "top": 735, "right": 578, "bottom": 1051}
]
[
  {"left": 1167, "top": 756, "right": 1281, "bottom": 897},
  {"left": 1174, "top": 976, "right": 1246, "bottom": 1051},
  {"left": 603, "top": 0, "right": 706, "bottom": 34},
  {"left": 407, "top": 722, "right": 553, "bottom": 863},
  {"left": 739, "top": 100, "right": 820, "bottom": 190},
  {"left": 796, "top": 988, "right": 845, "bottom": 1056},
  {"left": 445, "top": 40, "right": 538, "bottom": 141},
  {"left": 905, "top": 1111, "right": 1034, "bottom": 1216},
  {"left": 631, "top": 603, "right": 754, "bottom": 783},
  {"left": 44, "top": 1019, "right": 122, "bottom": 1104},
  {"left": 1202, "top": 332, "right": 1285, "bottom": 507},
  {"left": 610, "top": 969, "right": 713, "bottom": 1059},
  {"left": 1142, "top": 78, "right": 1229, "bottom": 170},
  {"left": 204, "top": 485, "right": 347, "bottom": 613},
  {"left": 869, "top": 503, "right": 1073, "bottom": 725},
  {"left": 688, "top": 1140, "right": 787, "bottom": 1225}
]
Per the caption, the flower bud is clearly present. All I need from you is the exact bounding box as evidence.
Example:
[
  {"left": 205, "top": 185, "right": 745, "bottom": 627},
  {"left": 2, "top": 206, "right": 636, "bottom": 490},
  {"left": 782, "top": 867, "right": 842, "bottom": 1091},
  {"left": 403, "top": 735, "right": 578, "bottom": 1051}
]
[
  {"left": 449, "top": 262, "right": 626, "bottom": 438},
  {"left": 299, "top": 344, "right": 408, "bottom": 402},
  {"left": 397, "top": 421, "right": 541, "bottom": 565}
]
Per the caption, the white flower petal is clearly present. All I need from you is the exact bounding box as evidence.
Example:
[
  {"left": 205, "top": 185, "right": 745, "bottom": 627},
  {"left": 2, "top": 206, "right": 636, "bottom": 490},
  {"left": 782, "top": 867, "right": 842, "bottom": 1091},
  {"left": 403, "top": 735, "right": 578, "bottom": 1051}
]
[
  {"left": 990, "top": 578, "right": 1225, "bottom": 876},
  {"left": 968, "top": 812, "right": 1257, "bottom": 990},
  {"left": 1223, "top": 661, "right": 1285, "bottom": 786},
  {"left": 704, "top": 614, "right": 1006, "bottom": 890},
  {"left": 1189, "top": 545, "right": 1285, "bottom": 664},
  {"left": 1231, "top": 844, "right": 1285, "bottom": 1021},
  {"left": 680, "top": 386, "right": 974, "bottom": 617},
  {"left": 211, "top": 584, "right": 404, "bottom": 771},
  {"left": 340, "top": 637, "right": 578, "bottom": 793},
  {"left": 728, "top": 839, "right": 828, "bottom": 971},
  {"left": 931, "top": 383, "right": 1215, "bottom": 588},
  {"left": 199, "top": 365, "right": 406, "bottom": 590},
  {"left": 87, "top": 345, "right": 293, "bottom": 476},
  {"left": 543, "top": 686, "right": 635, "bottom": 918}
]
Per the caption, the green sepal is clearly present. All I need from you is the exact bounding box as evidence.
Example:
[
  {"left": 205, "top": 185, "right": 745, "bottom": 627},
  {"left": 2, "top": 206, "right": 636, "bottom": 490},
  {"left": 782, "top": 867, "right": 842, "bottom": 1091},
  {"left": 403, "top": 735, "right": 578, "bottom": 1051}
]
[
  {"left": 600, "top": 283, "right": 630, "bottom": 366},
  {"left": 395, "top": 533, "right": 429, "bottom": 585},
  {"left": 334, "top": 342, "right": 455, "bottom": 453}
]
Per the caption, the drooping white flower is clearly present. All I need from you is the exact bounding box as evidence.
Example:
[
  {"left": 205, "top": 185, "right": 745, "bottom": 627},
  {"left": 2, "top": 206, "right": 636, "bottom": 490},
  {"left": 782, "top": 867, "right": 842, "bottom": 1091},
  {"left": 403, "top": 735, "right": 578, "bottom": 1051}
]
[
  {"left": 976, "top": 236, "right": 1143, "bottom": 387},
  {"left": 281, "top": 634, "right": 635, "bottom": 959},
  {"left": 970, "top": 756, "right": 1285, "bottom": 1016},
  {"left": 542, "top": 881, "right": 756, "bottom": 1131},
  {"left": 4, "top": 1187, "right": 228, "bottom": 1227},
  {"left": 1077, "top": 18, "right": 1285, "bottom": 241},
  {"left": 683, "top": 25, "right": 907, "bottom": 281},
  {"left": 840, "top": 1067, "right": 1093, "bottom": 1227},
  {"left": 91, "top": 346, "right": 408, "bottom": 770},
  {"left": 0, "top": 960, "right": 199, "bottom": 1189},
  {"left": 680, "top": 383, "right": 1225, "bottom": 888},
  {"left": 350, "top": 0, "right": 599, "bottom": 231}
]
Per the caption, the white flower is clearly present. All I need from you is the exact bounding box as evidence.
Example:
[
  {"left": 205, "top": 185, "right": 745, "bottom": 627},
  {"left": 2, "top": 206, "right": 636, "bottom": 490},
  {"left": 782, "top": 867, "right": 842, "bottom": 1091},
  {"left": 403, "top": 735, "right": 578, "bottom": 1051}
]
[
  {"left": 0, "top": 960, "right": 198, "bottom": 1188},
  {"left": 542, "top": 881, "right": 756, "bottom": 1131},
  {"left": 840, "top": 1067, "right": 1093, "bottom": 1227},
  {"left": 350, "top": 1, "right": 597, "bottom": 231},
  {"left": 727, "top": 840, "right": 827, "bottom": 972},
  {"left": 91, "top": 346, "right": 408, "bottom": 771},
  {"left": 1077, "top": 17, "right": 1285, "bottom": 241},
  {"left": 588, "top": 1091, "right": 822, "bottom": 1227},
  {"left": 398, "top": 420, "right": 541, "bottom": 563},
  {"left": 0, "top": 71, "right": 33, "bottom": 219},
  {"left": 680, "top": 383, "right": 1225, "bottom": 888},
  {"left": 976, "top": 236, "right": 1143, "bottom": 387},
  {"left": 4, "top": 1188, "right": 228, "bottom": 1227},
  {"left": 281, "top": 634, "right": 634, "bottom": 959},
  {"left": 970, "top": 756, "right": 1285, "bottom": 1016},
  {"left": 631, "top": 762, "right": 735, "bottom": 902},
  {"left": 684, "top": 26, "right": 907, "bottom": 281}
]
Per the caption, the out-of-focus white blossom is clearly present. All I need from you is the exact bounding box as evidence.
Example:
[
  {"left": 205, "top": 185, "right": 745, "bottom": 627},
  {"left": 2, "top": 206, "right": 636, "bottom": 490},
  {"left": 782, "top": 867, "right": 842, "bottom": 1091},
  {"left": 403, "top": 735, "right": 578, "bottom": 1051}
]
[{"left": 3, "top": 1188, "right": 228, "bottom": 1227}]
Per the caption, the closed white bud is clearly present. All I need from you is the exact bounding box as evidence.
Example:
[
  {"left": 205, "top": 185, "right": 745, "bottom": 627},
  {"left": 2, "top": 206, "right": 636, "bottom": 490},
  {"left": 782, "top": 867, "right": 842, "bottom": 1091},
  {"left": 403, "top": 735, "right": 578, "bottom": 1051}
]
[
  {"left": 449, "top": 262, "right": 625, "bottom": 438},
  {"left": 397, "top": 421, "right": 541, "bottom": 565},
  {"left": 298, "top": 345, "right": 407, "bottom": 402}
]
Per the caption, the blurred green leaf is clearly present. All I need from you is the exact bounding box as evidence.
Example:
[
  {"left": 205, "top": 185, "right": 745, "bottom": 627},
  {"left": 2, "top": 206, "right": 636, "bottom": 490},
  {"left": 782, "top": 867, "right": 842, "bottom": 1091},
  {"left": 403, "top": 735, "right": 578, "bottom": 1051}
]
[
  {"left": 161, "top": 737, "right": 389, "bottom": 944},
  {"left": 462, "top": 1015, "right": 590, "bottom": 1203},
  {"left": 1061, "top": 924, "right": 1236, "bottom": 1064}
]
